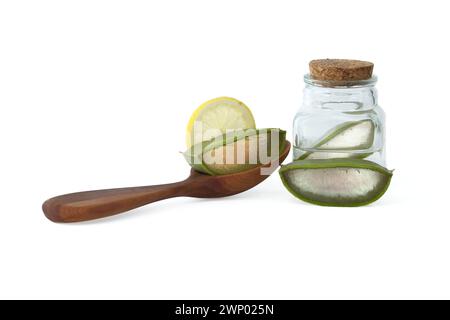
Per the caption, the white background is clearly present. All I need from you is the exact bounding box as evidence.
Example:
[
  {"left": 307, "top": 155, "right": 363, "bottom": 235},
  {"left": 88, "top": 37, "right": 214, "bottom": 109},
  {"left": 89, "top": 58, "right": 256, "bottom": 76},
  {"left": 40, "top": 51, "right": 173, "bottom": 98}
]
[{"left": 1, "top": 0, "right": 449, "bottom": 299}]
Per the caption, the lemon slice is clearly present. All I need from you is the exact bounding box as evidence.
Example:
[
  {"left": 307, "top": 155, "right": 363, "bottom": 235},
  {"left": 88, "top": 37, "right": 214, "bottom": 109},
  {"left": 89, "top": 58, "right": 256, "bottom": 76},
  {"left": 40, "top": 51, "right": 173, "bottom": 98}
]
[{"left": 186, "top": 97, "right": 256, "bottom": 148}]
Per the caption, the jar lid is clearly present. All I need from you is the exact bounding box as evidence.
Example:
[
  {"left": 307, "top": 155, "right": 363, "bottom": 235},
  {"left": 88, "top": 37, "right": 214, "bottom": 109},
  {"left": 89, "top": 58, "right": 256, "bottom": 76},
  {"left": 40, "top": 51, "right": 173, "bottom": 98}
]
[
  {"left": 309, "top": 59, "right": 374, "bottom": 81},
  {"left": 304, "top": 74, "right": 377, "bottom": 88}
]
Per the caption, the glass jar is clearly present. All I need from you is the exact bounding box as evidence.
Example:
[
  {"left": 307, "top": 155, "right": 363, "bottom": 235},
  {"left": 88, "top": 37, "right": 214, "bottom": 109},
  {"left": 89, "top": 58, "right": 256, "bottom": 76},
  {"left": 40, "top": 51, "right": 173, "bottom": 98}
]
[{"left": 293, "top": 75, "right": 385, "bottom": 166}]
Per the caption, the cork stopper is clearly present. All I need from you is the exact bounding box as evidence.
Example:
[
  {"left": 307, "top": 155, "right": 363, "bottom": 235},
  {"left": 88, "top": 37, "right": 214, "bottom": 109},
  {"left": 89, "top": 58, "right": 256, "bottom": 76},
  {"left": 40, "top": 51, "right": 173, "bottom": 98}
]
[{"left": 309, "top": 59, "right": 374, "bottom": 81}]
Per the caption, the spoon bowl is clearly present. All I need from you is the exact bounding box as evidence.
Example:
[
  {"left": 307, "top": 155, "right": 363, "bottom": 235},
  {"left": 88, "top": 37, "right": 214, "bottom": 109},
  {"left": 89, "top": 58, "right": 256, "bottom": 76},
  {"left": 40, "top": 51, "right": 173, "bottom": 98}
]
[{"left": 43, "top": 141, "right": 290, "bottom": 222}]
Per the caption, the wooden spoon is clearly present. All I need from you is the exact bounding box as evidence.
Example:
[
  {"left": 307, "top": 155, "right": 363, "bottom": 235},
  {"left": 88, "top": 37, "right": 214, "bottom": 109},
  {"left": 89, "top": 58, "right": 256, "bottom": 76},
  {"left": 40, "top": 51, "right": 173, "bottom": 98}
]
[{"left": 43, "top": 141, "right": 291, "bottom": 222}]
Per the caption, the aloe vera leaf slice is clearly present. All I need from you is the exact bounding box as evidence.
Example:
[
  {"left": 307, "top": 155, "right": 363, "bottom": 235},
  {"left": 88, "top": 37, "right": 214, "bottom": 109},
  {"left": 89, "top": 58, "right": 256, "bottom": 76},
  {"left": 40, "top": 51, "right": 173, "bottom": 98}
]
[
  {"left": 184, "top": 128, "right": 286, "bottom": 176},
  {"left": 279, "top": 159, "right": 393, "bottom": 207},
  {"left": 298, "top": 120, "right": 375, "bottom": 160},
  {"left": 203, "top": 128, "right": 286, "bottom": 175},
  {"left": 303, "top": 151, "right": 373, "bottom": 160}
]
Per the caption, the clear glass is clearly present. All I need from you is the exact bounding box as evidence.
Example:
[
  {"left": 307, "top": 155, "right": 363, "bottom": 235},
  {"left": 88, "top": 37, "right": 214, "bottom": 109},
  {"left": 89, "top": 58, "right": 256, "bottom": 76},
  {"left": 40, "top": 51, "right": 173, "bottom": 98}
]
[{"left": 293, "top": 74, "right": 385, "bottom": 165}]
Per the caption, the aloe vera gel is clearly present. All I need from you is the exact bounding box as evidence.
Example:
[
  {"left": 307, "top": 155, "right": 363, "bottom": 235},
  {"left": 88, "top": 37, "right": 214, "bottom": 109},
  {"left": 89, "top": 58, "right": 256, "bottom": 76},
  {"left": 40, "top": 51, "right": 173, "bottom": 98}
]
[
  {"left": 293, "top": 59, "right": 385, "bottom": 165},
  {"left": 279, "top": 159, "right": 393, "bottom": 207}
]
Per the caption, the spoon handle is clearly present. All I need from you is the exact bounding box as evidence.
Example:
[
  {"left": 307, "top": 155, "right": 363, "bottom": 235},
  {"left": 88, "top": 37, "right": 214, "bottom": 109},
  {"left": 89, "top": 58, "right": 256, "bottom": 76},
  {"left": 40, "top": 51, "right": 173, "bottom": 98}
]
[{"left": 42, "top": 180, "right": 189, "bottom": 223}]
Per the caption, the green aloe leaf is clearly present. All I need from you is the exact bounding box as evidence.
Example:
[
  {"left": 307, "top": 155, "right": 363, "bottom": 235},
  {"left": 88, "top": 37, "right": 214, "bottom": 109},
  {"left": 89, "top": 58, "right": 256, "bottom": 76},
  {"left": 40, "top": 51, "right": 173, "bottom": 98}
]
[
  {"left": 298, "top": 119, "right": 375, "bottom": 160},
  {"left": 279, "top": 159, "right": 393, "bottom": 207},
  {"left": 184, "top": 128, "right": 286, "bottom": 176}
]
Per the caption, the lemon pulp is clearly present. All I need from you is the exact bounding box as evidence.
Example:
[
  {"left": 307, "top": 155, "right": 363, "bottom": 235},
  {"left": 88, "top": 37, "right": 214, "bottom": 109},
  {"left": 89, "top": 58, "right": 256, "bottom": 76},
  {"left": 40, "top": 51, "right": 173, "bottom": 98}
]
[{"left": 186, "top": 97, "right": 256, "bottom": 148}]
